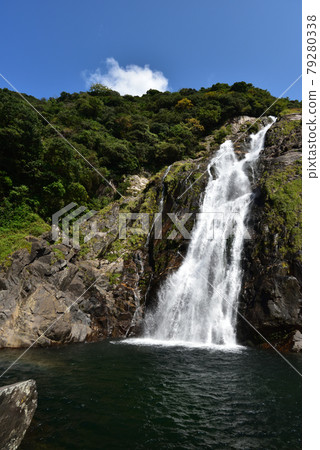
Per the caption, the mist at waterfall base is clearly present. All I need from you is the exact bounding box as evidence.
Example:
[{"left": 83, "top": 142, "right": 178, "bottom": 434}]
[{"left": 132, "top": 118, "right": 276, "bottom": 349}]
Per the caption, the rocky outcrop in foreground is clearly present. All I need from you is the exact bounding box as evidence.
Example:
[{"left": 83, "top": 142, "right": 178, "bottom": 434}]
[
  {"left": 0, "top": 379, "right": 37, "bottom": 450},
  {"left": 0, "top": 115, "right": 301, "bottom": 351}
]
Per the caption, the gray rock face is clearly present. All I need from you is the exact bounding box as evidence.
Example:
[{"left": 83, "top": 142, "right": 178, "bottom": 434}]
[
  {"left": 238, "top": 114, "right": 302, "bottom": 351},
  {"left": 0, "top": 379, "right": 37, "bottom": 450},
  {"left": 0, "top": 229, "right": 147, "bottom": 347}
]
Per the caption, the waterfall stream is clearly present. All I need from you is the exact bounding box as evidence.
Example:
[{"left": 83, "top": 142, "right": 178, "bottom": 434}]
[{"left": 135, "top": 118, "right": 275, "bottom": 348}]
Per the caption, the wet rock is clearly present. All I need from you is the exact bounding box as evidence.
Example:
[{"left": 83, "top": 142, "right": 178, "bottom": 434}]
[
  {"left": 238, "top": 114, "right": 302, "bottom": 350},
  {"left": 292, "top": 330, "right": 302, "bottom": 352},
  {"left": 0, "top": 379, "right": 37, "bottom": 450}
]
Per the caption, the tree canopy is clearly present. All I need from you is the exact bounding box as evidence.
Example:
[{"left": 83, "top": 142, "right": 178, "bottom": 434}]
[{"left": 0, "top": 82, "right": 301, "bottom": 222}]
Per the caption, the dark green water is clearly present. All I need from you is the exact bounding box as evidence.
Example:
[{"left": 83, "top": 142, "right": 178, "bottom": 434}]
[{"left": 0, "top": 341, "right": 301, "bottom": 449}]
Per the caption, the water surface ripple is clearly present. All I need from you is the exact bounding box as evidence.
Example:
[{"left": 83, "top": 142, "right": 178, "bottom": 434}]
[{"left": 0, "top": 341, "right": 301, "bottom": 449}]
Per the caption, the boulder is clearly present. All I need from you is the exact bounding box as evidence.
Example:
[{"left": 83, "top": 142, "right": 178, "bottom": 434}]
[{"left": 0, "top": 379, "right": 37, "bottom": 450}]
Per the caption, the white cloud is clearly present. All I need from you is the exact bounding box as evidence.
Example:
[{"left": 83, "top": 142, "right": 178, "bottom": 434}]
[{"left": 85, "top": 58, "right": 169, "bottom": 96}]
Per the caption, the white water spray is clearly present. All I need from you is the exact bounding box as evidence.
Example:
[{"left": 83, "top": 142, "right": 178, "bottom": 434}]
[{"left": 140, "top": 118, "right": 276, "bottom": 347}]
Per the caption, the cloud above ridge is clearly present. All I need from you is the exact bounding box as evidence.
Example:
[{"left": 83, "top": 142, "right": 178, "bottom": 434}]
[{"left": 85, "top": 58, "right": 169, "bottom": 96}]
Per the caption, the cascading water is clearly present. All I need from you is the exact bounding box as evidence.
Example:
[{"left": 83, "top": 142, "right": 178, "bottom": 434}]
[{"left": 140, "top": 118, "right": 276, "bottom": 347}]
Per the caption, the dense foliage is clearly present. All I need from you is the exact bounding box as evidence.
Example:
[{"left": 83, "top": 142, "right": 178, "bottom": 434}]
[{"left": 0, "top": 81, "right": 300, "bottom": 228}]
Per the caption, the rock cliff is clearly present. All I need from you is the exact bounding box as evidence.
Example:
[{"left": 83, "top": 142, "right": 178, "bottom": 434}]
[
  {"left": 238, "top": 114, "right": 302, "bottom": 350},
  {"left": 0, "top": 115, "right": 302, "bottom": 351}
]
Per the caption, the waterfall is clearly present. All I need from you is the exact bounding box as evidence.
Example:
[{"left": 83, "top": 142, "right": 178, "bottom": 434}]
[{"left": 138, "top": 118, "right": 276, "bottom": 348}]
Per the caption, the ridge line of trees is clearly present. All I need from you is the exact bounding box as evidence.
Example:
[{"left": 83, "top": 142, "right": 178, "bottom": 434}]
[{"left": 0, "top": 82, "right": 301, "bottom": 223}]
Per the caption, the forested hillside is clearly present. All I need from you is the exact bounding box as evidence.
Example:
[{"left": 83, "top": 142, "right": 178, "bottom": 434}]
[{"left": 0, "top": 82, "right": 300, "bottom": 260}]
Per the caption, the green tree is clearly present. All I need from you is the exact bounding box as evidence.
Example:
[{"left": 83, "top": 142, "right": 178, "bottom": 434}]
[
  {"left": 66, "top": 182, "right": 89, "bottom": 204},
  {"left": 175, "top": 98, "right": 194, "bottom": 110}
]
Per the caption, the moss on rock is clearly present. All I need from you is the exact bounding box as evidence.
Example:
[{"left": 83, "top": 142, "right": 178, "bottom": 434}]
[{"left": 261, "top": 160, "right": 302, "bottom": 259}]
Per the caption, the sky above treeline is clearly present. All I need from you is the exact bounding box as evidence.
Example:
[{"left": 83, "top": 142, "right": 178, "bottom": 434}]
[{"left": 0, "top": 0, "right": 302, "bottom": 100}]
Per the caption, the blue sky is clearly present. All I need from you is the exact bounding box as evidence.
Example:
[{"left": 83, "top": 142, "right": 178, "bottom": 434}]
[{"left": 0, "top": 0, "right": 301, "bottom": 99}]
